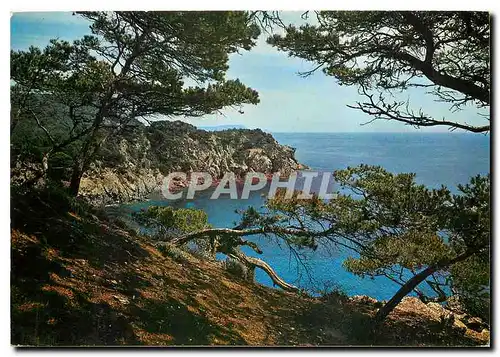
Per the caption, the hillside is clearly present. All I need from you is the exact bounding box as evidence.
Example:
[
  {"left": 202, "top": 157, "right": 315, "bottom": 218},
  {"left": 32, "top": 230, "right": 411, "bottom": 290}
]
[
  {"left": 11, "top": 120, "right": 303, "bottom": 207},
  {"left": 11, "top": 187, "right": 489, "bottom": 346}
]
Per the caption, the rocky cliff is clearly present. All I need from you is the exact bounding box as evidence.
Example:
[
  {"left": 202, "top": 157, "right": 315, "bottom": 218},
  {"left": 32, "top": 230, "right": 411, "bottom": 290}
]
[{"left": 79, "top": 120, "right": 304, "bottom": 205}]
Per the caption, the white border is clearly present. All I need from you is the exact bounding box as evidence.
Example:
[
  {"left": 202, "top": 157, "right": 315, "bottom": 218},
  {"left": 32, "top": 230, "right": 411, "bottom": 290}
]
[{"left": 2, "top": 1, "right": 498, "bottom": 356}]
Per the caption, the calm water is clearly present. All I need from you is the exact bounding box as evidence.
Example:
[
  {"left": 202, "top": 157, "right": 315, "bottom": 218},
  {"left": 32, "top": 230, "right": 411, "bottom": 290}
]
[{"left": 110, "top": 132, "right": 490, "bottom": 300}]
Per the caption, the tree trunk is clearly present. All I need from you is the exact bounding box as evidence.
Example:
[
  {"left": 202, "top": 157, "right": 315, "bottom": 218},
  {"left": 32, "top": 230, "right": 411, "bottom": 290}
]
[
  {"left": 69, "top": 163, "right": 83, "bottom": 197},
  {"left": 42, "top": 152, "right": 50, "bottom": 181},
  {"left": 230, "top": 251, "right": 299, "bottom": 292},
  {"left": 68, "top": 130, "right": 99, "bottom": 197},
  {"left": 373, "top": 249, "right": 479, "bottom": 324},
  {"left": 67, "top": 95, "right": 109, "bottom": 197},
  {"left": 374, "top": 265, "right": 438, "bottom": 324},
  {"left": 169, "top": 228, "right": 300, "bottom": 292}
]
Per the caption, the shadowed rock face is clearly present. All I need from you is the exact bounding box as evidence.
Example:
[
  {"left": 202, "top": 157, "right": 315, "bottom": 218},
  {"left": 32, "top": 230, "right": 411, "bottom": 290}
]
[{"left": 80, "top": 120, "right": 304, "bottom": 205}]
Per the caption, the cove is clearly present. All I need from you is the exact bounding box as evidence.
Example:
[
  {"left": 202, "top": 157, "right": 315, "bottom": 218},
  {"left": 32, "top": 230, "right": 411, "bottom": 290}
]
[{"left": 107, "top": 132, "right": 490, "bottom": 300}]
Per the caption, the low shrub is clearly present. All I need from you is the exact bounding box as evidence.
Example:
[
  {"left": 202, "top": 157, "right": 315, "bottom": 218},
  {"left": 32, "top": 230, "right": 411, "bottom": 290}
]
[{"left": 223, "top": 257, "right": 254, "bottom": 282}]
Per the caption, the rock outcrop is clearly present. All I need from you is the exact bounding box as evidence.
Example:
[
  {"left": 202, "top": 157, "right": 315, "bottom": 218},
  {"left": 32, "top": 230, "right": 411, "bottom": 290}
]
[
  {"left": 79, "top": 120, "right": 304, "bottom": 205},
  {"left": 348, "top": 295, "right": 490, "bottom": 345}
]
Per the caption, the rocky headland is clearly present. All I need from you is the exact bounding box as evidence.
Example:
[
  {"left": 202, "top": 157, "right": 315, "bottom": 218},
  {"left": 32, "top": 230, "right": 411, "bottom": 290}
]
[{"left": 78, "top": 120, "right": 305, "bottom": 205}]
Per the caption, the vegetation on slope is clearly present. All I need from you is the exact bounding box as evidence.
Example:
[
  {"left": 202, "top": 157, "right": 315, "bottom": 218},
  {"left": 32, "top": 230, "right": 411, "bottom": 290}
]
[
  {"left": 11, "top": 186, "right": 488, "bottom": 346},
  {"left": 10, "top": 10, "right": 491, "bottom": 347}
]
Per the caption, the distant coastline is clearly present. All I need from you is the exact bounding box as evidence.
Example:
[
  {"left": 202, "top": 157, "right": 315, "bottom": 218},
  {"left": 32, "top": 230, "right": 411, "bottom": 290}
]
[{"left": 197, "top": 124, "right": 247, "bottom": 131}]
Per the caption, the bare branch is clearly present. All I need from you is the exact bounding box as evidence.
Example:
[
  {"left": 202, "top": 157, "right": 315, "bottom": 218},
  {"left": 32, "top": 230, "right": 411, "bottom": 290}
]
[{"left": 348, "top": 86, "right": 489, "bottom": 133}]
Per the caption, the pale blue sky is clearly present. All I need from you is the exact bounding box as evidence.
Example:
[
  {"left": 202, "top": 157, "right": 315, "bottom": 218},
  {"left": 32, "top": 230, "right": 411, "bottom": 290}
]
[{"left": 10, "top": 11, "right": 489, "bottom": 133}]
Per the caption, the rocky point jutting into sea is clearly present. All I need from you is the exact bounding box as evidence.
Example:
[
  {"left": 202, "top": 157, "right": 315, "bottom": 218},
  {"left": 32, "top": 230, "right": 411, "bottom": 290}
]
[{"left": 78, "top": 120, "right": 304, "bottom": 205}]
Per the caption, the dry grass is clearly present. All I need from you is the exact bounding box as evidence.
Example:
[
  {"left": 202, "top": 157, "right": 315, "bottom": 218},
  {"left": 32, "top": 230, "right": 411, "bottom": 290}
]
[{"left": 10, "top": 190, "right": 488, "bottom": 346}]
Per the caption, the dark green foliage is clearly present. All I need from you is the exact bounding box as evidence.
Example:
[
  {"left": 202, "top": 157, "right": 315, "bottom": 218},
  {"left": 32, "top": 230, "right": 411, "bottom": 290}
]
[
  {"left": 47, "top": 152, "right": 74, "bottom": 181},
  {"left": 133, "top": 206, "right": 218, "bottom": 260},
  {"left": 157, "top": 243, "right": 190, "bottom": 263},
  {"left": 11, "top": 11, "right": 261, "bottom": 194},
  {"left": 445, "top": 175, "right": 490, "bottom": 322},
  {"left": 450, "top": 255, "right": 489, "bottom": 322},
  {"left": 314, "top": 281, "right": 349, "bottom": 303},
  {"left": 133, "top": 206, "right": 210, "bottom": 241},
  {"left": 334, "top": 168, "right": 489, "bottom": 317},
  {"left": 11, "top": 181, "right": 92, "bottom": 224},
  {"left": 241, "top": 165, "right": 490, "bottom": 320},
  {"left": 445, "top": 175, "right": 490, "bottom": 253},
  {"left": 267, "top": 11, "right": 490, "bottom": 132}
]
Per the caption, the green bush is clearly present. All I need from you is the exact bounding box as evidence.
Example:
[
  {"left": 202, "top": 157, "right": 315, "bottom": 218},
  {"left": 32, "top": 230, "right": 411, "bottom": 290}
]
[
  {"left": 157, "top": 243, "right": 189, "bottom": 263},
  {"left": 112, "top": 217, "right": 130, "bottom": 230},
  {"left": 48, "top": 152, "right": 74, "bottom": 181},
  {"left": 314, "top": 281, "right": 349, "bottom": 303},
  {"left": 133, "top": 206, "right": 210, "bottom": 240}
]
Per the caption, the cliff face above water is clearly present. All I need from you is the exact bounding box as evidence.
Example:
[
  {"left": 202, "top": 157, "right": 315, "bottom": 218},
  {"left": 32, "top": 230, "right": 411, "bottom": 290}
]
[{"left": 80, "top": 120, "right": 303, "bottom": 205}]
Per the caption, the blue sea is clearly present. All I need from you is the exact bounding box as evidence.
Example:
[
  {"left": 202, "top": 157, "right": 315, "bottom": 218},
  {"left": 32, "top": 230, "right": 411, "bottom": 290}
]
[{"left": 111, "top": 132, "right": 490, "bottom": 300}]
